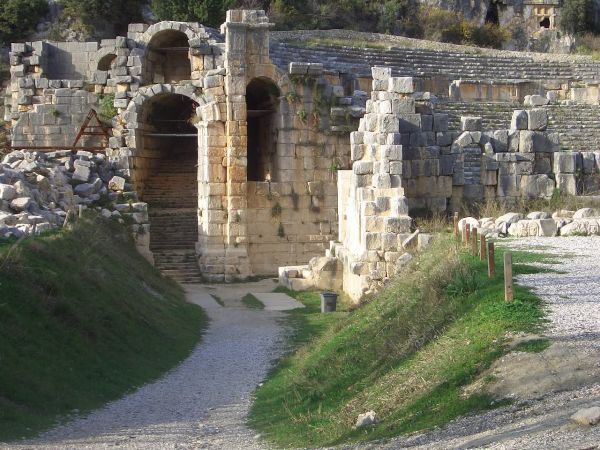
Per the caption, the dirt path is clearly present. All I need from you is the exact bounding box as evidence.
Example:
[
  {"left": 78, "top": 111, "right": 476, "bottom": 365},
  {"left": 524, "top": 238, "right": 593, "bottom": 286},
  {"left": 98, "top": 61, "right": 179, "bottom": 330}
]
[
  {"left": 7, "top": 280, "right": 285, "bottom": 450},
  {"left": 345, "top": 236, "right": 600, "bottom": 449}
]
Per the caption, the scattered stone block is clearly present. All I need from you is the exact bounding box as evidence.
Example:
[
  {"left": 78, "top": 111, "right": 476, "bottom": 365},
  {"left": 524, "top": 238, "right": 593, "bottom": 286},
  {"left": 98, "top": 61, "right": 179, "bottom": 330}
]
[
  {"left": 511, "top": 110, "right": 528, "bottom": 130},
  {"left": 571, "top": 407, "right": 600, "bottom": 426},
  {"left": 527, "top": 108, "right": 548, "bottom": 131},
  {"left": 355, "top": 411, "right": 378, "bottom": 428},
  {"left": 461, "top": 116, "right": 482, "bottom": 132}
]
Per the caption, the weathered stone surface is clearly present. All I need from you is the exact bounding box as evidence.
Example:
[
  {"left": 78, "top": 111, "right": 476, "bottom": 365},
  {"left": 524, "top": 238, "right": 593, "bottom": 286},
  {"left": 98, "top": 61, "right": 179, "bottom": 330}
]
[
  {"left": 0, "top": 184, "right": 17, "bottom": 201},
  {"left": 108, "top": 176, "right": 126, "bottom": 191},
  {"left": 570, "top": 407, "right": 600, "bottom": 426},
  {"left": 554, "top": 153, "right": 577, "bottom": 173},
  {"left": 524, "top": 94, "right": 549, "bottom": 107},
  {"left": 511, "top": 110, "right": 528, "bottom": 130},
  {"left": 10, "top": 197, "right": 31, "bottom": 212},
  {"left": 527, "top": 108, "right": 547, "bottom": 131},
  {"left": 495, "top": 212, "right": 523, "bottom": 227},
  {"left": 508, "top": 219, "right": 557, "bottom": 237},
  {"left": 555, "top": 174, "right": 577, "bottom": 195},
  {"left": 461, "top": 116, "right": 482, "bottom": 132},
  {"left": 527, "top": 211, "right": 550, "bottom": 219},
  {"left": 561, "top": 219, "right": 600, "bottom": 236},
  {"left": 355, "top": 411, "right": 378, "bottom": 428},
  {"left": 388, "top": 77, "right": 414, "bottom": 94},
  {"left": 573, "top": 208, "right": 596, "bottom": 219},
  {"left": 520, "top": 174, "right": 555, "bottom": 199}
]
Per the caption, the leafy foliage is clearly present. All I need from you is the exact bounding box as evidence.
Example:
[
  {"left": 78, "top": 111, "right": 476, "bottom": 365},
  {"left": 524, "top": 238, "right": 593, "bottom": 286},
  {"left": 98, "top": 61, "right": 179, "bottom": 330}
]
[
  {"left": 98, "top": 94, "right": 118, "bottom": 125},
  {"left": 560, "top": 0, "right": 596, "bottom": 34},
  {"left": 0, "top": 0, "right": 48, "bottom": 45},
  {"left": 150, "top": 0, "right": 239, "bottom": 28},
  {"left": 60, "top": 0, "right": 145, "bottom": 38}
]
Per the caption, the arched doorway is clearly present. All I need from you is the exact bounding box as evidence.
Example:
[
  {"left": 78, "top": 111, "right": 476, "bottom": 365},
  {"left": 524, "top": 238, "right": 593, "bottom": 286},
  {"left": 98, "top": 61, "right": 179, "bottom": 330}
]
[
  {"left": 146, "top": 30, "right": 191, "bottom": 84},
  {"left": 136, "top": 93, "right": 201, "bottom": 279},
  {"left": 485, "top": 1, "right": 499, "bottom": 25},
  {"left": 97, "top": 53, "right": 117, "bottom": 71},
  {"left": 246, "top": 78, "right": 280, "bottom": 182}
]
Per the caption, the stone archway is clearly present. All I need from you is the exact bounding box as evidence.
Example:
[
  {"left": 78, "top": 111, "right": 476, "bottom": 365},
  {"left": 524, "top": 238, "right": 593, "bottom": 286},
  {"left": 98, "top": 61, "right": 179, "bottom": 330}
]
[{"left": 135, "top": 93, "right": 199, "bottom": 266}]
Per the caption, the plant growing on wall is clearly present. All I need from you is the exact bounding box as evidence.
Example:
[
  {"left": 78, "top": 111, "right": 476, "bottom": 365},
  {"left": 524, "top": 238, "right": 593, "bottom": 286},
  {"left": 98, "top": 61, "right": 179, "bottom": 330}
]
[
  {"left": 277, "top": 222, "right": 285, "bottom": 238},
  {"left": 98, "top": 94, "right": 118, "bottom": 125},
  {"left": 290, "top": 189, "right": 300, "bottom": 211},
  {"left": 271, "top": 202, "right": 282, "bottom": 217},
  {"left": 296, "top": 109, "right": 307, "bottom": 124}
]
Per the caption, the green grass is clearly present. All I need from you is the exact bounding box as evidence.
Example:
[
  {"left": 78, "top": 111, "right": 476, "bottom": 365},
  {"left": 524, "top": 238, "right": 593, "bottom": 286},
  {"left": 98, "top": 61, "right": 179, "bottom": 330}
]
[
  {"left": 512, "top": 338, "right": 551, "bottom": 353},
  {"left": 241, "top": 293, "right": 265, "bottom": 309},
  {"left": 0, "top": 216, "right": 207, "bottom": 442},
  {"left": 248, "top": 236, "right": 550, "bottom": 447}
]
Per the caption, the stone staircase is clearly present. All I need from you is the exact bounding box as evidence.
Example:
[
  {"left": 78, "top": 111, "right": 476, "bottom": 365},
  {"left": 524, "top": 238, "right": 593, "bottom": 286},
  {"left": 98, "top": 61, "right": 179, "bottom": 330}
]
[
  {"left": 143, "top": 157, "right": 202, "bottom": 283},
  {"left": 436, "top": 100, "right": 516, "bottom": 130},
  {"left": 436, "top": 100, "right": 600, "bottom": 153},
  {"left": 547, "top": 104, "right": 600, "bottom": 153},
  {"left": 271, "top": 42, "right": 600, "bottom": 81}
]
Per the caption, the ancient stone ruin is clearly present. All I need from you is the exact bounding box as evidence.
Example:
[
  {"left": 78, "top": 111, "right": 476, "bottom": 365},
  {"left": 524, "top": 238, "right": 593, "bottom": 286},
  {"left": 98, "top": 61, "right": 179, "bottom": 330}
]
[{"left": 5, "top": 9, "right": 600, "bottom": 299}]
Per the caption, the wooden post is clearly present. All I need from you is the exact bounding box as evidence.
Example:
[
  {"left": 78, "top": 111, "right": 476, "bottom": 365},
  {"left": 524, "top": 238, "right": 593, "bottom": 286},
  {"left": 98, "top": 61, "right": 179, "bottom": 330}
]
[
  {"left": 453, "top": 212, "right": 459, "bottom": 240},
  {"left": 480, "top": 234, "right": 487, "bottom": 261},
  {"left": 471, "top": 227, "right": 478, "bottom": 255},
  {"left": 504, "top": 252, "right": 514, "bottom": 302},
  {"left": 487, "top": 242, "right": 495, "bottom": 278},
  {"left": 78, "top": 205, "right": 84, "bottom": 219},
  {"left": 465, "top": 224, "right": 471, "bottom": 247},
  {"left": 62, "top": 210, "right": 71, "bottom": 228}
]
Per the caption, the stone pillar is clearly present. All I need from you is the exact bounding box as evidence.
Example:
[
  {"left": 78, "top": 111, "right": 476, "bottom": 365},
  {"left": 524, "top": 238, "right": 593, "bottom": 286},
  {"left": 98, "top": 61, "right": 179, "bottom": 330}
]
[{"left": 219, "top": 10, "right": 273, "bottom": 280}]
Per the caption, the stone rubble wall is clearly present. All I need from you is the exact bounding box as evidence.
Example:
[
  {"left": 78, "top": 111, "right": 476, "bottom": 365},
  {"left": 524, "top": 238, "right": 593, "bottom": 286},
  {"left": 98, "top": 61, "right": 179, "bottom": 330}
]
[{"left": 0, "top": 149, "right": 151, "bottom": 259}]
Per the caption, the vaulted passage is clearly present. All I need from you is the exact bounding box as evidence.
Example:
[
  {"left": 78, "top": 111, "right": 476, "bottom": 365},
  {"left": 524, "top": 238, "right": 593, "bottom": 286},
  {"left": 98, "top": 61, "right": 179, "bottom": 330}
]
[
  {"left": 246, "top": 78, "right": 280, "bottom": 181},
  {"left": 147, "top": 30, "right": 191, "bottom": 83},
  {"left": 137, "top": 93, "right": 202, "bottom": 282}
]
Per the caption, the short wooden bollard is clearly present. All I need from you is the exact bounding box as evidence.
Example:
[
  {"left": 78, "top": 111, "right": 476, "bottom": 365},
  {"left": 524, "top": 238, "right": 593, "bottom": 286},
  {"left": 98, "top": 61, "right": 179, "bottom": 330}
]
[
  {"left": 78, "top": 204, "right": 84, "bottom": 219},
  {"left": 453, "top": 212, "right": 459, "bottom": 240},
  {"left": 471, "top": 227, "right": 478, "bottom": 255},
  {"left": 465, "top": 224, "right": 471, "bottom": 247},
  {"left": 504, "top": 252, "right": 514, "bottom": 302},
  {"left": 480, "top": 234, "right": 487, "bottom": 261},
  {"left": 487, "top": 242, "right": 495, "bottom": 278}
]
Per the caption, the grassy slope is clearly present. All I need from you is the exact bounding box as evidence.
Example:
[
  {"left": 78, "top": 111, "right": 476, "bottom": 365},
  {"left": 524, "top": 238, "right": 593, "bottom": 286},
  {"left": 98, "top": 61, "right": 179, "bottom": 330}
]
[
  {"left": 0, "top": 217, "right": 207, "bottom": 441},
  {"left": 249, "top": 236, "right": 551, "bottom": 448}
]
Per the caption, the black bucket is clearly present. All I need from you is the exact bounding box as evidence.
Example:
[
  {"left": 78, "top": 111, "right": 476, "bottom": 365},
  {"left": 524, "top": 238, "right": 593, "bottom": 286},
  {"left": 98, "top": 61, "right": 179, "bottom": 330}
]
[{"left": 320, "top": 291, "right": 338, "bottom": 313}]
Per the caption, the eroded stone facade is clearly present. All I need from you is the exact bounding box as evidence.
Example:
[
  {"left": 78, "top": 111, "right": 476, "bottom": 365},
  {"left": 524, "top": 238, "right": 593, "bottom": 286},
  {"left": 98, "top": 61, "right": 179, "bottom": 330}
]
[{"left": 6, "top": 9, "right": 600, "bottom": 295}]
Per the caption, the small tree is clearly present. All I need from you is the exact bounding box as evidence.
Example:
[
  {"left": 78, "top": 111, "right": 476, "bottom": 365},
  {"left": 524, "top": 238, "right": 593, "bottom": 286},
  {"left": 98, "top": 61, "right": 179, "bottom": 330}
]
[
  {"left": 559, "top": 0, "right": 596, "bottom": 34},
  {"left": 378, "top": 0, "right": 422, "bottom": 36},
  {"left": 61, "top": 0, "right": 145, "bottom": 38},
  {"left": 0, "top": 0, "right": 49, "bottom": 46},
  {"left": 150, "top": 0, "right": 238, "bottom": 28}
]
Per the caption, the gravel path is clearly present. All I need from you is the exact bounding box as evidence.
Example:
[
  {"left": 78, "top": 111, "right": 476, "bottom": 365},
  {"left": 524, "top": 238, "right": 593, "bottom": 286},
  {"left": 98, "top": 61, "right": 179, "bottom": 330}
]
[
  {"left": 6, "top": 282, "right": 286, "bottom": 450},
  {"left": 6, "top": 238, "right": 600, "bottom": 449},
  {"left": 343, "top": 236, "right": 600, "bottom": 449}
]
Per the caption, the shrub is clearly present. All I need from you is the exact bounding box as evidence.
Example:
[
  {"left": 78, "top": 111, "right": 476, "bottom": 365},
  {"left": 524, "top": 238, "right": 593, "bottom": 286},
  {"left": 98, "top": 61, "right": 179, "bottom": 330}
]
[
  {"left": 0, "top": 0, "right": 49, "bottom": 46},
  {"left": 420, "top": 6, "right": 509, "bottom": 48},
  {"left": 378, "top": 0, "right": 422, "bottom": 36},
  {"left": 471, "top": 23, "right": 511, "bottom": 49},
  {"left": 98, "top": 94, "right": 117, "bottom": 125},
  {"left": 560, "top": 0, "right": 596, "bottom": 34},
  {"left": 575, "top": 32, "right": 600, "bottom": 58},
  {"left": 150, "top": 0, "right": 239, "bottom": 28},
  {"left": 60, "top": 0, "right": 145, "bottom": 38}
]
